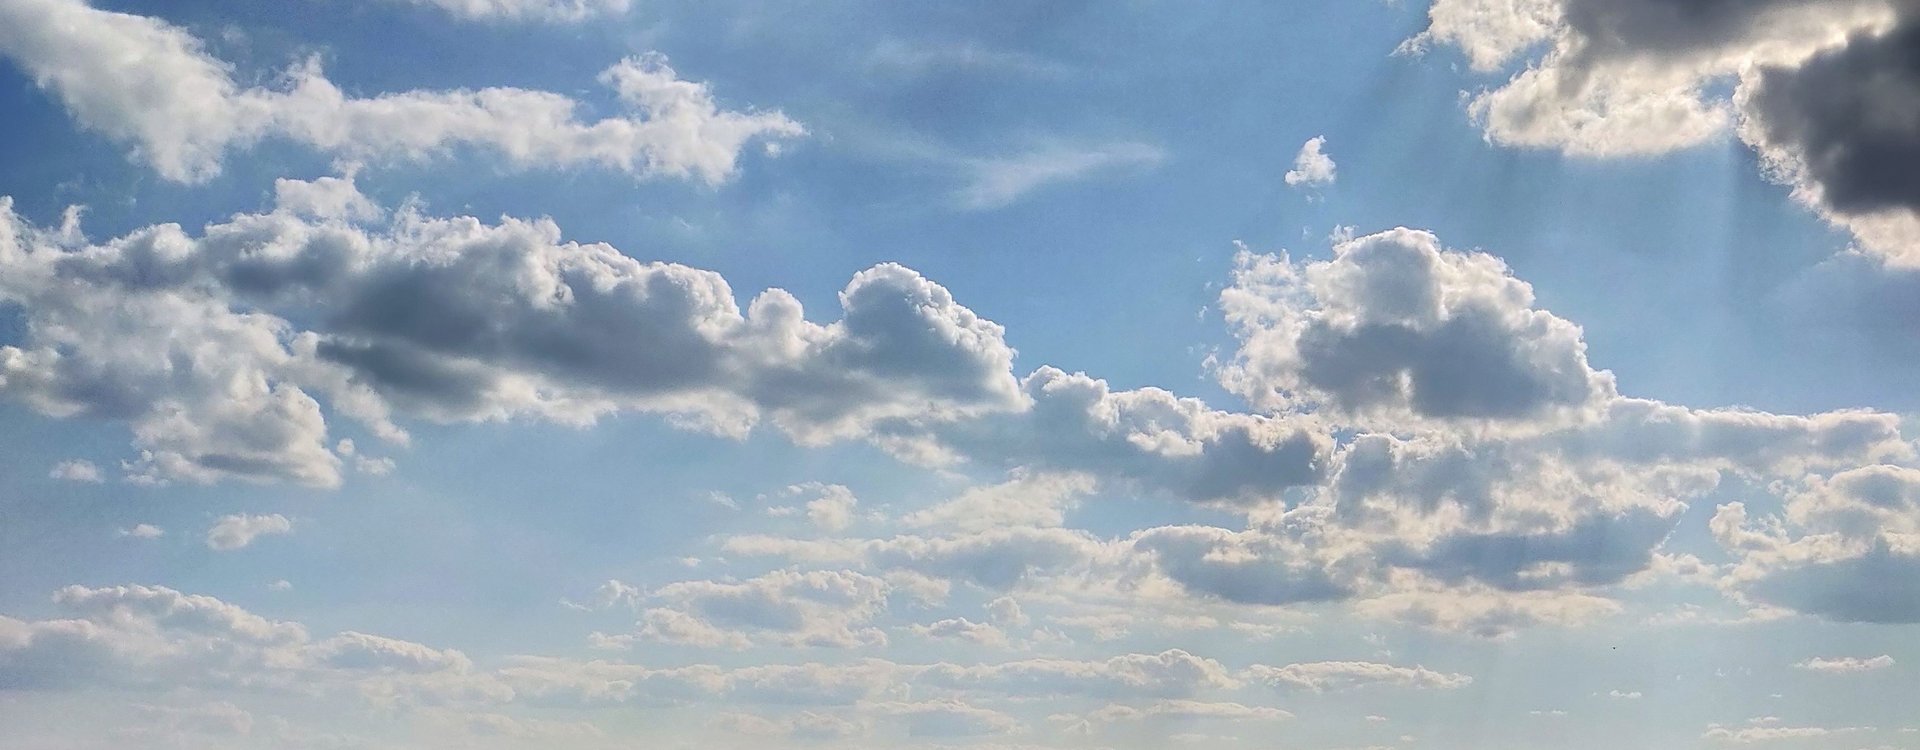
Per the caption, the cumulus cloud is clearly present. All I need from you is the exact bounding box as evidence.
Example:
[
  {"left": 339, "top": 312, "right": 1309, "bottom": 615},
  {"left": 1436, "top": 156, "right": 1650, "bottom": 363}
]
[
  {"left": 1086, "top": 700, "right": 1292, "bottom": 723},
  {"left": 117, "top": 524, "right": 165, "bottom": 539},
  {"left": 1793, "top": 655, "right": 1896, "bottom": 673},
  {"left": 637, "top": 569, "right": 893, "bottom": 649},
  {"left": 1405, "top": 0, "right": 1920, "bottom": 263},
  {"left": 1713, "top": 464, "right": 1920, "bottom": 623},
  {"left": 205, "top": 514, "right": 292, "bottom": 551},
  {"left": 908, "top": 618, "right": 1010, "bottom": 648},
  {"left": 390, "top": 0, "right": 631, "bottom": 22},
  {"left": 47, "top": 459, "right": 102, "bottom": 483},
  {"left": 0, "top": 178, "right": 1025, "bottom": 486},
  {"left": 1247, "top": 661, "right": 1472, "bottom": 692},
  {"left": 1284, "top": 136, "right": 1337, "bottom": 188},
  {"left": 1219, "top": 228, "right": 1614, "bottom": 424},
  {"left": 902, "top": 472, "right": 1095, "bottom": 532},
  {"left": 862, "top": 699, "right": 1021, "bottom": 737},
  {"left": 0, "top": 0, "right": 799, "bottom": 183}
]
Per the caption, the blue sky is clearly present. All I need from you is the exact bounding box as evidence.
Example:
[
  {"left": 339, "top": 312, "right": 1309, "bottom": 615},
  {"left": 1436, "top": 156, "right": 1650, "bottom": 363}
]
[{"left": 2, "top": 1, "right": 1920, "bottom": 748}]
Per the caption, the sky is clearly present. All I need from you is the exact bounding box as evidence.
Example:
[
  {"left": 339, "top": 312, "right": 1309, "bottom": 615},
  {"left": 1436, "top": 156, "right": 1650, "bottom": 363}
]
[{"left": 1, "top": 0, "right": 1919, "bottom": 748}]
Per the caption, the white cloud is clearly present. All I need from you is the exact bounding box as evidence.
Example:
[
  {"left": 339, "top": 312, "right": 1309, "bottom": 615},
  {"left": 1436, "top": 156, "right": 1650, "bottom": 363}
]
[
  {"left": 1284, "top": 136, "right": 1337, "bottom": 188},
  {"left": 908, "top": 617, "right": 1009, "bottom": 648},
  {"left": 1405, "top": 0, "right": 1920, "bottom": 263},
  {"left": 205, "top": 514, "right": 292, "bottom": 551},
  {"left": 117, "top": 523, "right": 164, "bottom": 539},
  {"left": 862, "top": 699, "right": 1021, "bottom": 737},
  {"left": 1247, "top": 661, "right": 1472, "bottom": 692},
  {"left": 47, "top": 459, "right": 102, "bottom": 483},
  {"left": 902, "top": 472, "right": 1095, "bottom": 532},
  {"left": 1794, "top": 655, "right": 1895, "bottom": 673},
  {"left": 637, "top": 569, "right": 892, "bottom": 649},
  {"left": 955, "top": 141, "right": 1165, "bottom": 210},
  {"left": 0, "top": 177, "right": 1025, "bottom": 486},
  {"left": 1219, "top": 228, "right": 1615, "bottom": 424},
  {"left": 0, "top": 0, "right": 799, "bottom": 183},
  {"left": 1703, "top": 721, "right": 1869, "bottom": 743},
  {"left": 391, "top": 0, "right": 631, "bottom": 22},
  {"left": 1087, "top": 700, "right": 1293, "bottom": 723},
  {"left": 805, "top": 485, "right": 860, "bottom": 532}
]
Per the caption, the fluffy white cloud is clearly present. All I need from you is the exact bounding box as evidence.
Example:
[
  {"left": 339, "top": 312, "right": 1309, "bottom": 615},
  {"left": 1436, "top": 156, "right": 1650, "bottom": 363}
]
[
  {"left": 1246, "top": 661, "right": 1472, "bottom": 692},
  {"left": 205, "top": 514, "right": 293, "bottom": 551},
  {"left": 1702, "top": 721, "right": 1869, "bottom": 743},
  {"left": 1220, "top": 228, "right": 1614, "bottom": 424},
  {"left": 1712, "top": 463, "right": 1920, "bottom": 623},
  {"left": 1284, "top": 136, "right": 1337, "bottom": 188},
  {"left": 805, "top": 485, "right": 860, "bottom": 532},
  {"left": 47, "top": 459, "right": 102, "bottom": 483},
  {"left": 1793, "top": 654, "right": 1896, "bottom": 673},
  {"left": 902, "top": 472, "right": 1095, "bottom": 532},
  {"left": 1086, "top": 699, "right": 1292, "bottom": 723},
  {"left": 0, "top": 178, "right": 1025, "bottom": 486},
  {"left": 391, "top": 0, "right": 631, "bottom": 22},
  {"left": 0, "top": 0, "right": 799, "bottom": 183},
  {"left": 862, "top": 699, "right": 1021, "bottom": 737},
  {"left": 637, "top": 569, "right": 892, "bottom": 649},
  {"left": 908, "top": 618, "right": 1010, "bottom": 648},
  {"left": 118, "top": 523, "right": 165, "bottom": 539}
]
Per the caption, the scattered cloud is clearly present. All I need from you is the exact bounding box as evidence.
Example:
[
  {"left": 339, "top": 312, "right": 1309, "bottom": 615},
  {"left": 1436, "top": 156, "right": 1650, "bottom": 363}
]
[
  {"left": 0, "top": 0, "right": 798, "bottom": 183},
  {"left": 205, "top": 514, "right": 293, "bottom": 551},
  {"left": 1284, "top": 136, "right": 1337, "bottom": 188}
]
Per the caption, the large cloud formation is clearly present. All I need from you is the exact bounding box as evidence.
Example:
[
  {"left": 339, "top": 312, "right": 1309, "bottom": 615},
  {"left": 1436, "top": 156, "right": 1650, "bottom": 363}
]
[
  {"left": 1408, "top": 0, "right": 1920, "bottom": 263},
  {"left": 0, "top": 0, "right": 800, "bottom": 183},
  {"left": 3, "top": 177, "right": 1915, "bottom": 626},
  {"left": 0, "top": 177, "right": 1334, "bottom": 494},
  {"left": 0, "top": 177, "right": 1024, "bottom": 485}
]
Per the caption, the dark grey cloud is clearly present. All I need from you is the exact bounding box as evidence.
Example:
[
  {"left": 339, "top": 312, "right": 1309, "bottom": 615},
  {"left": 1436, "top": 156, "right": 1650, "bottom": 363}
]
[
  {"left": 1745, "top": 543, "right": 1920, "bottom": 623},
  {"left": 1743, "top": 14, "right": 1920, "bottom": 217}
]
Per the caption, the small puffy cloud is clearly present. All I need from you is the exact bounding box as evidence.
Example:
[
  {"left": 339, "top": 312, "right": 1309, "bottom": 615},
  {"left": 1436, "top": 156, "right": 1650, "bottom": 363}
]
[
  {"left": 908, "top": 618, "right": 1009, "bottom": 648},
  {"left": 638, "top": 569, "right": 891, "bottom": 649},
  {"left": 1284, "top": 136, "right": 1337, "bottom": 188},
  {"left": 1087, "top": 700, "right": 1293, "bottom": 723},
  {"left": 0, "top": 0, "right": 799, "bottom": 183},
  {"left": 804, "top": 485, "right": 860, "bottom": 532},
  {"left": 391, "top": 0, "right": 631, "bottom": 22},
  {"left": 986, "top": 597, "right": 1029, "bottom": 628},
  {"left": 48, "top": 459, "right": 102, "bottom": 483},
  {"left": 863, "top": 700, "right": 1020, "bottom": 737},
  {"left": 117, "top": 524, "right": 164, "bottom": 539},
  {"left": 1703, "top": 721, "right": 1869, "bottom": 743},
  {"left": 205, "top": 514, "right": 292, "bottom": 551},
  {"left": 919, "top": 649, "right": 1242, "bottom": 698},
  {"left": 1247, "top": 661, "right": 1473, "bottom": 692},
  {"left": 1794, "top": 655, "right": 1895, "bottom": 673},
  {"left": 902, "top": 471, "right": 1095, "bottom": 532},
  {"left": 312, "top": 631, "right": 472, "bottom": 674}
]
